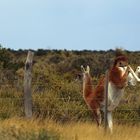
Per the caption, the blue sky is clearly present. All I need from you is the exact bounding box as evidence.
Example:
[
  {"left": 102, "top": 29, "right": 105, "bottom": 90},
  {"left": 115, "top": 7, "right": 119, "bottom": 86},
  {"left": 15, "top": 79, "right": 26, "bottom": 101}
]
[{"left": 0, "top": 0, "right": 140, "bottom": 51}]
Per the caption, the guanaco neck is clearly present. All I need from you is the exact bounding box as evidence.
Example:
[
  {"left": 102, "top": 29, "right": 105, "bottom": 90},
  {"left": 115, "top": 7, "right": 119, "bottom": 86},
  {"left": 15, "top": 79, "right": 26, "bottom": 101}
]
[{"left": 83, "top": 74, "right": 93, "bottom": 98}]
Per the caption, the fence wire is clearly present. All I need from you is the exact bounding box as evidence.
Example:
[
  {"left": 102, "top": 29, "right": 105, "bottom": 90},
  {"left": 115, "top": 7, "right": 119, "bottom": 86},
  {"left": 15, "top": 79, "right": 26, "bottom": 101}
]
[{"left": 0, "top": 77, "right": 140, "bottom": 122}]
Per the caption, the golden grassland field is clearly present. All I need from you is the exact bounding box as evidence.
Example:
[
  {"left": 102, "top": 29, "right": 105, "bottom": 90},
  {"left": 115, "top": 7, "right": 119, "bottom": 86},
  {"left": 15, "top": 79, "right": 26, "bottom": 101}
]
[
  {"left": 0, "top": 48, "right": 140, "bottom": 139},
  {"left": 0, "top": 118, "right": 140, "bottom": 140}
]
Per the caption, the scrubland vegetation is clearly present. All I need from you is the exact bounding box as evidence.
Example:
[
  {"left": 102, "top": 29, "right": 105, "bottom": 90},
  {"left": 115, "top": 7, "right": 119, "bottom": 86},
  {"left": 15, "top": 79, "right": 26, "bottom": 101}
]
[{"left": 0, "top": 45, "right": 140, "bottom": 139}]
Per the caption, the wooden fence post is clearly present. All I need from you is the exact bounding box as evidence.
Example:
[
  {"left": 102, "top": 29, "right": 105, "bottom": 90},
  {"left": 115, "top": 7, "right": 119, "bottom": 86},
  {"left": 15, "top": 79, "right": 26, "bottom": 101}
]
[
  {"left": 24, "top": 51, "right": 34, "bottom": 118},
  {"left": 104, "top": 70, "right": 109, "bottom": 131}
]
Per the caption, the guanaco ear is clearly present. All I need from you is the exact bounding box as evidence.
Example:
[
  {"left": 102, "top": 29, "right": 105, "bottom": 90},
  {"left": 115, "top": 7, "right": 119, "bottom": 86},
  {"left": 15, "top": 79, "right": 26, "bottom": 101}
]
[
  {"left": 81, "top": 65, "right": 86, "bottom": 73},
  {"left": 86, "top": 65, "right": 90, "bottom": 74}
]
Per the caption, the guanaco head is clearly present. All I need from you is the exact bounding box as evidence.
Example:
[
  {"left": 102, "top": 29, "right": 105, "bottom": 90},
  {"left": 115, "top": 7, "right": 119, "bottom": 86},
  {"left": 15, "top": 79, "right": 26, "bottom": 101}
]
[
  {"left": 114, "top": 55, "right": 128, "bottom": 67},
  {"left": 128, "top": 66, "right": 140, "bottom": 86},
  {"left": 114, "top": 55, "right": 129, "bottom": 77},
  {"left": 81, "top": 65, "right": 91, "bottom": 83},
  {"left": 136, "top": 66, "right": 140, "bottom": 75},
  {"left": 81, "top": 65, "right": 90, "bottom": 74}
]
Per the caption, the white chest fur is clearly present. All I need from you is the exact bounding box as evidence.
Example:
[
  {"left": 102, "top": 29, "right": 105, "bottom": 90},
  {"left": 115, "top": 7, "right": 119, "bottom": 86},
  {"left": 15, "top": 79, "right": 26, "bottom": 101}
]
[
  {"left": 101, "top": 82, "right": 124, "bottom": 112},
  {"left": 101, "top": 67, "right": 127, "bottom": 112},
  {"left": 107, "top": 82, "right": 124, "bottom": 111}
]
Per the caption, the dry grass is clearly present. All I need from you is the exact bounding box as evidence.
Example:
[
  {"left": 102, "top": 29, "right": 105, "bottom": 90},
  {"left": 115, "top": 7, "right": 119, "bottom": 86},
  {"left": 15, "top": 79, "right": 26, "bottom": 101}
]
[
  {"left": 0, "top": 118, "right": 140, "bottom": 140},
  {"left": 58, "top": 122, "right": 140, "bottom": 140}
]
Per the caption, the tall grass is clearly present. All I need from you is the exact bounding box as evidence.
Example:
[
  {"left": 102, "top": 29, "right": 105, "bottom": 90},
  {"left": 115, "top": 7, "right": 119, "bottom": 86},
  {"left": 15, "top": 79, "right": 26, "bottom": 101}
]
[
  {"left": 0, "top": 118, "right": 140, "bottom": 140},
  {"left": 58, "top": 122, "right": 140, "bottom": 140},
  {"left": 0, "top": 118, "right": 59, "bottom": 140}
]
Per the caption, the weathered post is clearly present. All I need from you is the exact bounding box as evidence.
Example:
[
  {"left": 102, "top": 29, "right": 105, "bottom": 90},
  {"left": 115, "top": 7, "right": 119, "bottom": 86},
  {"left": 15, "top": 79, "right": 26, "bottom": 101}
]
[
  {"left": 104, "top": 70, "right": 109, "bottom": 132},
  {"left": 24, "top": 51, "right": 34, "bottom": 118}
]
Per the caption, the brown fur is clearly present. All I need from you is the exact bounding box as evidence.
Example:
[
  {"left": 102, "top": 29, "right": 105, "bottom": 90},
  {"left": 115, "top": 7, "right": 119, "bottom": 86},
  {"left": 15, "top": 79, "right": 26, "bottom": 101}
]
[
  {"left": 114, "top": 56, "right": 128, "bottom": 66},
  {"left": 109, "top": 66, "right": 128, "bottom": 88},
  {"left": 82, "top": 55, "right": 129, "bottom": 126},
  {"left": 83, "top": 73, "right": 105, "bottom": 125}
]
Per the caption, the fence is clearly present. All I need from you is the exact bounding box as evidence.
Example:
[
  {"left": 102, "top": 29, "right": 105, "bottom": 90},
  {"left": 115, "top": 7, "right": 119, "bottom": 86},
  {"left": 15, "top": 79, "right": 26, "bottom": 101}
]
[{"left": 0, "top": 51, "right": 140, "bottom": 130}]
